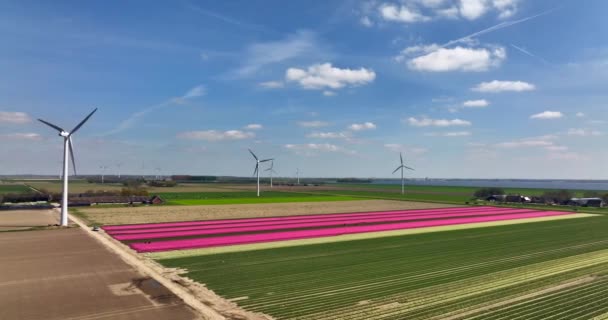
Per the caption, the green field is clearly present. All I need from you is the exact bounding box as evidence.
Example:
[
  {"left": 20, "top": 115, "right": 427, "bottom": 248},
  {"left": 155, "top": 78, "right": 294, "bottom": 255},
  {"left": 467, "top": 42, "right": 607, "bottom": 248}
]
[
  {"left": 334, "top": 183, "right": 603, "bottom": 197},
  {"left": 158, "top": 215, "right": 608, "bottom": 319},
  {"left": 158, "top": 191, "right": 360, "bottom": 205},
  {"left": 0, "top": 184, "right": 32, "bottom": 195}
]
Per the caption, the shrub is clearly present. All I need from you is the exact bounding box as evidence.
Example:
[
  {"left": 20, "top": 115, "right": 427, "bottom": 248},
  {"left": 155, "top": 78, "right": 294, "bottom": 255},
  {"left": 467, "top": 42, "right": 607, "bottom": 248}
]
[
  {"left": 474, "top": 187, "right": 505, "bottom": 199},
  {"left": 542, "top": 190, "right": 573, "bottom": 204}
]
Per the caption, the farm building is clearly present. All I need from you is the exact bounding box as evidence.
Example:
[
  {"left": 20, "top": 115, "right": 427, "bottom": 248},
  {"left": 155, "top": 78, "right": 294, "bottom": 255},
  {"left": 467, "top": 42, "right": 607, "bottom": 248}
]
[
  {"left": 567, "top": 198, "right": 605, "bottom": 207},
  {"left": 149, "top": 195, "right": 165, "bottom": 205},
  {"left": 65, "top": 196, "right": 151, "bottom": 206},
  {"left": 486, "top": 195, "right": 531, "bottom": 203}
]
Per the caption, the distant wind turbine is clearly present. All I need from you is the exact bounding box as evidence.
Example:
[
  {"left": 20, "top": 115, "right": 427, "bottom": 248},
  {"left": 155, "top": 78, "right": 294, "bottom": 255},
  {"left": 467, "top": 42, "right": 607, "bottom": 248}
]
[
  {"left": 249, "top": 149, "right": 273, "bottom": 197},
  {"left": 116, "top": 162, "right": 123, "bottom": 179},
  {"left": 265, "top": 160, "right": 277, "bottom": 188},
  {"left": 393, "top": 152, "right": 414, "bottom": 195},
  {"left": 296, "top": 168, "right": 300, "bottom": 185},
  {"left": 38, "top": 108, "right": 98, "bottom": 226},
  {"left": 100, "top": 165, "right": 109, "bottom": 184}
]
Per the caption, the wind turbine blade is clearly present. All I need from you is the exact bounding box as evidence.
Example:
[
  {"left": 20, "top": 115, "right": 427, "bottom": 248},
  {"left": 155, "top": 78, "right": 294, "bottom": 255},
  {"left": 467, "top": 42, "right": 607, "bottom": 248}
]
[
  {"left": 248, "top": 148, "right": 258, "bottom": 160},
  {"left": 260, "top": 158, "right": 273, "bottom": 163},
  {"left": 38, "top": 119, "right": 64, "bottom": 132},
  {"left": 253, "top": 164, "right": 258, "bottom": 176},
  {"left": 68, "top": 137, "right": 77, "bottom": 176},
  {"left": 404, "top": 166, "right": 415, "bottom": 171},
  {"left": 392, "top": 166, "right": 402, "bottom": 174},
  {"left": 70, "top": 108, "right": 97, "bottom": 136},
  {"left": 400, "top": 152, "right": 403, "bottom": 165}
]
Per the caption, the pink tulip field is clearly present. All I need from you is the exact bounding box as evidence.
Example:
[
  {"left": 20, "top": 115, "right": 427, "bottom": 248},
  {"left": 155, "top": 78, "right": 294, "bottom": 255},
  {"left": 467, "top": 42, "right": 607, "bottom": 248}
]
[{"left": 103, "top": 206, "right": 573, "bottom": 253}]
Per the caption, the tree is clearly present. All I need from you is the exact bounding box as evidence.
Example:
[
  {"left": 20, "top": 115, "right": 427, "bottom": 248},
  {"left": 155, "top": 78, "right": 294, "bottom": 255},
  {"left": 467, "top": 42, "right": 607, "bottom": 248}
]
[
  {"left": 542, "top": 190, "right": 574, "bottom": 204},
  {"left": 474, "top": 187, "right": 505, "bottom": 199}
]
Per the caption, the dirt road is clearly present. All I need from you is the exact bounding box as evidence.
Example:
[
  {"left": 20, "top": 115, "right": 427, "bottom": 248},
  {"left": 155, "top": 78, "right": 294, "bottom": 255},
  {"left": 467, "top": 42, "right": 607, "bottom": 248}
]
[{"left": 0, "top": 228, "right": 198, "bottom": 320}]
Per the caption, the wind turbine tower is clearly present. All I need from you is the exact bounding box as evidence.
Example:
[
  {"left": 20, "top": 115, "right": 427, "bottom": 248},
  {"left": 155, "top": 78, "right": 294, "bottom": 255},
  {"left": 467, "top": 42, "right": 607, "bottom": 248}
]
[
  {"left": 100, "top": 165, "right": 109, "bottom": 184},
  {"left": 296, "top": 168, "right": 300, "bottom": 185},
  {"left": 265, "top": 160, "right": 277, "bottom": 188},
  {"left": 249, "top": 149, "right": 273, "bottom": 197},
  {"left": 393, "top": 152, "right": 414, "bottom": 195},
  {"left": 38, "top": 108, "right": 97, "bottom": 227}
]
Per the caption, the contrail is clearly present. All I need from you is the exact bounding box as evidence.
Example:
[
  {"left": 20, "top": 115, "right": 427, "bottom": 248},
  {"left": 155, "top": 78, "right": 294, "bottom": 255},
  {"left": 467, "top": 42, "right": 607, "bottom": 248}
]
[
  {"left": 510, "top": 44, "right": 552, "bottom": 65},
  {"left": 440, "top": 6, "right": 561, "bottom": 48}
]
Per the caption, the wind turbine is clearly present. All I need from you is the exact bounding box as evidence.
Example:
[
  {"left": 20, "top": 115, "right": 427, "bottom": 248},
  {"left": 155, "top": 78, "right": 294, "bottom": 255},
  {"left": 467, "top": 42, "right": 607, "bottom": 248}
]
[
  {"left": 296, "top": 168, "right": 301, "bottom": 185},
  {"left": 265, "top": 160, "right": 277, "bottom": 188},
  {"left": 393, "top": 152, "right": 414, "bottom": 195},
  {"left": 38, "top": 108, "right": 97, "bottom": 227},
  {"left": 116, "top": 162, "right": 123, "bottom": 179},
  {"left": 249, "top": 149, "right": 273, "bottom": 197},
  {"left": 99, "top": 165, "right": 109, "bottom": 184}
]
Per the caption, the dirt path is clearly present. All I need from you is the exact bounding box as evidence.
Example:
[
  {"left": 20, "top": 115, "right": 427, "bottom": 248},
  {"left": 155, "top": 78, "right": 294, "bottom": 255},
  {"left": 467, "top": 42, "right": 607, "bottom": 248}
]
[
  {"left": 69, "top": 210, "right": 272, "bottom": 320},
  {"left": 0, "top": 225, "right": 198, "bottom": 320}
]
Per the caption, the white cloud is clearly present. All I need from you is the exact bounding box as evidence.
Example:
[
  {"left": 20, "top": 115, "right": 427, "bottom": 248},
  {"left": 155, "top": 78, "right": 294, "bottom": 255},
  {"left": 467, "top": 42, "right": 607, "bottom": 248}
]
[
  {"left": 284, "top": 143, "right": 355, "bottom": 155},
  {"left": 360, "top": 16, "right": 373, "bottom": 27},
  {"left": 286, "top": 63, "right": 376, "bottom": 90},
  {"left": 406, "top": 117, "right": 472, "bottom": 127},
  {"left": 0, "top": 133, "right": 41, "bottom": 140},
  {"left": 369, "top": 0, "right": 521, "bottom": 25},
  {"left": 459, "top": 0, "right": 488, "bottom": 20},
  {"left": 567, "top": 128, "right": 602, "bottom": 136},
  {"left": 236, "top": 30, "right": 320, "bottom": 77},
  {"left": 172, "top": 85, "right": 206, "bottom": 104},
  {"left": 463, "top": 99, "right": 490, "bottom": 108},
  {"left": 496, "top": 135, "right": 556, "bottom": 148},
  {"left": 306, "top": 132, "right": 350, "bottom": 139},
  {"left": 297, "top": 120, "right": 330, "bottom": 128},
  {"left": 323, "top": 90, "right": 336, "bottom": 96},
  {"left": 244, "top": 124, "right": 263, "bottom": 130},
  {"left": 177, "top": 130, "right": 255, "bottom": 141},
  {"left": 0, "top": 111, "right": 32, "bottom": 124},
  {"left": 530, "top": 111, "right": 564, "bottom": 120},
  {"left": 575, "top": 112, "right": 585, "bottom": 117},
  {"left": 492, "top": 0, "right": 520, "bottom": 19},
  {"left": 258, "top": 81, "right": 284, "bottom": 89},
  {"left": 384, "top": 143, "right": 428, "bottom": 155},
  {"left": 348, "top": 122, "right": 377, "bottom": 131},
  {"left": 472, "top": 80, "right": 535, "bottom": 92},
  {"left": 379, "top": 4, "right": 431, "bottom": 23},
  {"left": 425, "top": 131, "right": 472, "bottom": 137},
  {"left": 544, "top": 145, "right": 569, "bottom": 152},
  {"left": 407, "top": 46, "right": 506, "bottom": 72}
]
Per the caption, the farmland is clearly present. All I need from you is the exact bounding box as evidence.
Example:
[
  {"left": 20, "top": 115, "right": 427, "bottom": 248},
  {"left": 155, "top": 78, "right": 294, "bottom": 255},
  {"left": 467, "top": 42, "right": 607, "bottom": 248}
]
[
  {"left": 158, "top": 191, "right": 359, "bottom": 205},
  {"left": 155, "top": 214, "right": 608, "bottom": 319},
  {"left": 0, "top": 183, "right": 32, "bottom": 195}
]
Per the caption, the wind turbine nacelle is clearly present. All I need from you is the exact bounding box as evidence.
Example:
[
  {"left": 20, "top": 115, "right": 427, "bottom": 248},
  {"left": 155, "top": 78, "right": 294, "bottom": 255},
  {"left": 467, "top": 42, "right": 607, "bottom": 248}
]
[{"left": 60, "top": 131, "right": 69, "bottom": 137}]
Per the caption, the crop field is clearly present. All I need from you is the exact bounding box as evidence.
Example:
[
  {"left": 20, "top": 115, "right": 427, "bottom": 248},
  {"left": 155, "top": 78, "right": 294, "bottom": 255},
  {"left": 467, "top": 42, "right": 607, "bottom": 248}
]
[
  {"left": 158, "top": 191, "right": 359, "bottom": 205},
  {"left": 336, "top": 183, "right": 603, "bottom": 197},
  {"left": 103, "top": 206, "right": 582, "bottom": 253},
  {"left": 0, "top": 184, "right": 32, "bottom": 195},
  {"left": 151, "top": 214, "right": 608, "bottom": 319},
  {"left": 77, "top": 200, "right": 452, "bottom": 226}
]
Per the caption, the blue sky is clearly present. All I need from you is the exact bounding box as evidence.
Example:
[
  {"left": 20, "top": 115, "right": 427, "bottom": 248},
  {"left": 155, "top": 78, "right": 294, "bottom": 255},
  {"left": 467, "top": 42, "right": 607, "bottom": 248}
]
[{"left": 1, "top": 0, "right": 607, "bottom": 179}]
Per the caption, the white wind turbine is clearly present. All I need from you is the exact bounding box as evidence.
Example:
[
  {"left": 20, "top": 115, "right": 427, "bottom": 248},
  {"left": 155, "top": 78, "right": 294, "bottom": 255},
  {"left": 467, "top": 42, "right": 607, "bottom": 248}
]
[
  {"left": 38, "top": 108, "right": 97, "bottom": 226},
  {"left": 99, "top": 165, "right": 109, "bottom": 184},
  {"left": 265, "top": 160, "right": 277, "bottom": 188},
  {"left": 393, "top": 152, "right": 414, "bottom": 195},
  {"left": 296, "top": 168, "right": 300, "bottom": 185},
  {"left": 249, "top": 149, "right": 273, "bottom": 197}
]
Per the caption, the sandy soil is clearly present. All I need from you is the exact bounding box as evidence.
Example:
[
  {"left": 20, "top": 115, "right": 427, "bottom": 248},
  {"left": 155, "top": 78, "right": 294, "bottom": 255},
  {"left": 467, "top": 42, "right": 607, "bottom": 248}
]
[
  {"left": 69, "top": 211, "right": 271, "bottom": 320},
  {"left": 0, "top": 228, "right": 198, "bottom": 320},
  {"left": 0, "top": 209, "right": 59, "bottom": 231},
  {"left": 80, "top": 200, "right": 457, "bottom": 226}
]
